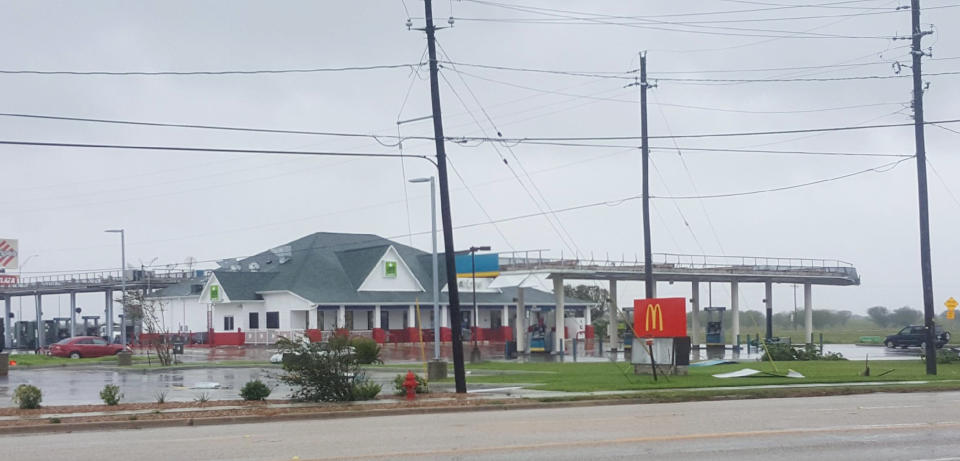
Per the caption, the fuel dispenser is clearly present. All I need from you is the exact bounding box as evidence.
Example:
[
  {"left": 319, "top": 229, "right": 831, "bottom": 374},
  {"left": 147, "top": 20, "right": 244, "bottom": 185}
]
[
  {"left": 82, "top": 316, "right": 101, "bottom": 337},
  {"left": 704, "top": 307, "right": 726, "bottom": 359}
]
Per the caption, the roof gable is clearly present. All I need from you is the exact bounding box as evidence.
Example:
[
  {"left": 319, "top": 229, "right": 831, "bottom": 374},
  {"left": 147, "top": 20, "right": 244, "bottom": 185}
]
[{"left": 357, "top": 245, "right": 425, "bottom": 292}]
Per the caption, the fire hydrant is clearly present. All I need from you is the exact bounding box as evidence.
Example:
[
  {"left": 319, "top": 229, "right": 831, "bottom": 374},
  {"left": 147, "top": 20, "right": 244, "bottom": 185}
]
[{"left": 403, "top": 371, "right": 418, "bottom": 401}]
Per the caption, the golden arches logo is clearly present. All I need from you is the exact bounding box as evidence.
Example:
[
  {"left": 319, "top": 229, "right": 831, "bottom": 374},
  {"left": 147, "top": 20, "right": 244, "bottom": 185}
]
[{"left": 645, "top": 304, "right": 664, "bottom": 332}]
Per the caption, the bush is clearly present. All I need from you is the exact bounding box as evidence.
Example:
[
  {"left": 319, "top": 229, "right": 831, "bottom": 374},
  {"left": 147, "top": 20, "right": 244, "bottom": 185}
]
[
  {"left": 762, "top": 343, "right": 845, "bottom": 361},
  {"left": 13, "top": 384, "right": 42, "bottom": 409},
  {"left": 276, "top": 336, "right": 372, "bottom": 402},
  {"left": 393, "top": 373, "right": 429, "bottom": 395},
  {"left": 351, "top": 380, "right": 382, "bottom": 401},
  {"left": 351, "top": 337, "right": 382, "bottom": 365},
  {"left": 240, "top": 379, "right": 272, "bottom": 401},
  {"left": 100, "top": 384, "right": 122, "bottom": 406},
  {"left": 921, "top": 348, "right": 960, "bottom": 364}
]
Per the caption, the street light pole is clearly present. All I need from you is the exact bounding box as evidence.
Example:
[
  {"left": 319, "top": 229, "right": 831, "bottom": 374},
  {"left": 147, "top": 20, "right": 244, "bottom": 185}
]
[
  {"left": 409, "top": 177, "right": 440, "bottom": 360},
  {"left": 105, "top": 229, "right": 126, "bottom": 345}
]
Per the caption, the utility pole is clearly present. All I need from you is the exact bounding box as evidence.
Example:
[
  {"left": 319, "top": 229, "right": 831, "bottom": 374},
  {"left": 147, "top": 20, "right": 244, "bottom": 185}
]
[
  {"left": 909, "top": 0, "right": 937, "bottom": 375},
  {"left": 640, "top": 52, "right": 655, "bottom": 299},
  {"left": 422, "top": 0, "right": 467, "bottom": 393}
]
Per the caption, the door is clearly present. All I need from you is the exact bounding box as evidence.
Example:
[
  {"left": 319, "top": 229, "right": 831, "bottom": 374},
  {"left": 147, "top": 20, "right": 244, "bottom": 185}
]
[{"left": 91, "top": 337, "right": 110, "bottom": 355}]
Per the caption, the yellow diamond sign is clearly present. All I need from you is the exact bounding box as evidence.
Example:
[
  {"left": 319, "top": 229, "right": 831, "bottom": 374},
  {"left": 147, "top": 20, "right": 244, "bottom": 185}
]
[{"left": 946, "top": 297, "right": 958, "bottom": 309}]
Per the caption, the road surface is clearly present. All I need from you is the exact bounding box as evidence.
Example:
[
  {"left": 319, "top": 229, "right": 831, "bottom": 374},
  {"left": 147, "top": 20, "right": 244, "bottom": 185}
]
[{"left": 3, "top": 391, "right": 959, "bottom": 460}]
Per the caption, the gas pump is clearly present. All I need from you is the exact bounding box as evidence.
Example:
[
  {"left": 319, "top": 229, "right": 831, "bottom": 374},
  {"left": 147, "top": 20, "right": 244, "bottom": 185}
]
[
  {"left": 15, "top": 321, "right": 37, "bottom": 350},
  {"left": 52, "top": 317, "right": 72, "bottom": 341},
  {"left": 527, "top": 308, "right": 548, "bottom": 352},
  {"left": 82, "top": 316, "right": 101, "bottom": 337},
  {"left": 704, "top": 307, "right": 726, "bottom": 359}
]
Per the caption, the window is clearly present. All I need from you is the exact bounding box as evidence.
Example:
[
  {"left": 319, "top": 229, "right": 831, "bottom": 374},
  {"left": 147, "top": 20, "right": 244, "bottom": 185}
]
[
  {"left": 344, "top": 310, "right": 354, "bottom": 329},
  {"left": 317, "top": 310, "right": 325, "bottom": 330},
  {"left": 266, "top": 312, "right": 280, "bottom": 329},
  {"left": 248, "top": 312, "right": 259, "bottom": 330},
  {"left": 367, "top": 311, "right": 375, "bottom": 330},
  {"left": 91, "top": 338, "right": 107, "bottom": 346},
  {"left": 224, "top": 316, "right": 234, "bottom": 331}
]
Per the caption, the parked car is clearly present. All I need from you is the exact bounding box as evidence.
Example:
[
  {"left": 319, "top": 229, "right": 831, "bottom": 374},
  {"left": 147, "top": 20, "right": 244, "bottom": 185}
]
[
  {"left": 48, "top": 336, "right": 126, "bottom": 359},
  {"left": 884, "top": 325, "right": 951, "bottom": 349}
]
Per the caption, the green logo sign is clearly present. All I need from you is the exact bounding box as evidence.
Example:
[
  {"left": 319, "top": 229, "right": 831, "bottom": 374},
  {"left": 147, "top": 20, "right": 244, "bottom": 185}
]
[
  {"left": 384, "top": 261, "right": 397, "bottom": 278},
  {"left": 210, "top": 285, "right": 220, "bottom": 301}
]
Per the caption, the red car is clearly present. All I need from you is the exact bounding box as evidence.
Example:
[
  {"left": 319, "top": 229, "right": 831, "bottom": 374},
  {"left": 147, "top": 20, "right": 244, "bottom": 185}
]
[{"left": 48, "top": 336, "right": 126, "bottom": 359}]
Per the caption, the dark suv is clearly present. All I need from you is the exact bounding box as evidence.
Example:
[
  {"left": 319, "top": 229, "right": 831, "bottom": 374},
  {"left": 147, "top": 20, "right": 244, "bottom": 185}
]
[{"left": 884, "top": 325, "right": 951, "bottom": 349}]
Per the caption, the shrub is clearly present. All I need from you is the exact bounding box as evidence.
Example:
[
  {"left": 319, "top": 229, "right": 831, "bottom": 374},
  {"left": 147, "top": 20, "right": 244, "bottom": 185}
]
[
  {"left": 921, "top": 349, "right": 960, "bottom": 364},
  {"left": 154, "top": 391, "right": 167, "bottom": 404},
  {"left": 49, "top": 418, "right": 61, "bottom": 424},
  {"left": 276, "top": 336, "right": 371, "bottom": 402},
  {"left": 100, "top": 384, "right": 122, "bottom": 406},
  {"left": 194, "top": 392, "right": 210, "bottom": 405},
  {"left": 350, "top": 337, "right": 382, "bottom": 365},
  {"left": 351, "top": 380, "right": 382, "bottom": 401},
  {"left": 762, "top": 343, "right": 845, "bottom": 361},
  {"left": 240, "top": 380, "right": 272, "bottom": 401},
  {"left": 393, "top": 373, "right": 429, "bottom": 395},
  {"left": 13, "top": 384, "right": 42, "bottom": 409}
]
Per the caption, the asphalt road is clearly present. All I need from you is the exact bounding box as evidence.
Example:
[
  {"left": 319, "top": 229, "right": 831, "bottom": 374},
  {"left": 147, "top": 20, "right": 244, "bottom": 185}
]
[{"left": 3, "top": 391, "right": 960, "bottom": 461}]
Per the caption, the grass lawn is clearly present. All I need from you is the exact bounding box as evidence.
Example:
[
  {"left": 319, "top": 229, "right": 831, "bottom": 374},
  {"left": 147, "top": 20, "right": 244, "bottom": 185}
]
[
  {"left": 7, "top": 354, "right": 146, "bottom": 367},
  {"left": 442, "top": 359, "right": 960, "bottom": 392}
]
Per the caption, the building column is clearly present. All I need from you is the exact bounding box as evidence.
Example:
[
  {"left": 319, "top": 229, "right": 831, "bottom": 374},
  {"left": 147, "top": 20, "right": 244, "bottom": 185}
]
[
  {"left": 608, "top": 280, "right": 618, "bottom": 350},
  {"left": 371, "top": 305, "right": 385, "bottom": 343},
  {"left": 730, "top": 282, "right": 740, "bottom": 346},
  {"left": 441, "top": 305, "right": 448, "bottom": 327},
  {"left": 35, "top": 294, "right": 44, "bottom": 348},
  {"left": 804, "top": 283, "right": 813, "bottom": 345},
  {"left": 502, "top": 304, "right": 509, "bottom": 328},
  {"left": 408, "top": 305, "right": 416, "bottom": 328},
  {"left": 690, "top": 281, "right": 700, "bottom": 348},
  {"left": 553, "top": 277, "right": 565, "bottom": 354},
  {"left": 516, "top": 288, "right": 526, "bottom": 352},
  {"left": 337, "top": 305, "right": 346, "bottom": 329},
  {"left": 105, "top": 289, "right": 113, "bottom": 343},
  {"left": 69, "top": 292, "right": 77, "bottom": 337},
  {"left": 585, "top": 305, "right": 591, "bottom": 325},
  {"left": 3, "top": 296, "right": 12, "bottom": 349},
  {"left": 764, "top": 281, "right": 773, "bottom": 340},
  {"left": 307, "top": 307, "right": 318, "bottom": 330}
]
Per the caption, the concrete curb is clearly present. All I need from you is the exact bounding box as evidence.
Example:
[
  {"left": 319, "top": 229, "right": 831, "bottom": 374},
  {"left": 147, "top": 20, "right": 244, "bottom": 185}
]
[{"left": 2, "top": 383, "right": 957, "bottom": 436}]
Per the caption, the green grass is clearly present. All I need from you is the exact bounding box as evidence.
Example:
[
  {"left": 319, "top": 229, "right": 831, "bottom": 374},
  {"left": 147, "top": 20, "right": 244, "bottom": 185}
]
[
  {"left": 440, "top": 359, "right": 960, "bottom": 392},
  {"left": 8, "top": 354, "right": 145, "bottom": 367}
]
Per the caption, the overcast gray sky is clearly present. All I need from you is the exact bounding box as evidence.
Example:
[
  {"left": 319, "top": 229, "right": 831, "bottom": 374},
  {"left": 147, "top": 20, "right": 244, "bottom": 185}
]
[{"left": 3, "top": 0, "right": 960, "bottom": 321}]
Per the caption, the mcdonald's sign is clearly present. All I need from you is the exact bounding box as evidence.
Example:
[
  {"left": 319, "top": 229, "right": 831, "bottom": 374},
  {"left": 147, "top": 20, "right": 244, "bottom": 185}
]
[{"left": 633, "top": 297, "right": 687, "bottom": 338}]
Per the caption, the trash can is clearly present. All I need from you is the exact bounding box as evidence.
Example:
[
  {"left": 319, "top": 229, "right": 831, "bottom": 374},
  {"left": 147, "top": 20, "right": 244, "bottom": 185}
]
[{"left": 504, "top": 341, "right": 517, "bottom": 359}]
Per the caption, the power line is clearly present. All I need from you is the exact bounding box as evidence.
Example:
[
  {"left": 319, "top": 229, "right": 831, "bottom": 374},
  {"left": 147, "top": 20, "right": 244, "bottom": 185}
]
[
  {"left": 438, "top": 43, "right": 583, "bottom": 258},
  {"left": 652, "top": 70, "right": 960, "bottom": 83},
  {"left": 4, "top": 112, "right": 959, "bottom": 145},
  {"left": 0, "top": 63, "right": 423, "bottom": 76},
  {"left": 653, "top": 157, "right": 913, "bottom": 199},
  {"left": 0, "top": 140, "right": 434, "bottom": 163}
]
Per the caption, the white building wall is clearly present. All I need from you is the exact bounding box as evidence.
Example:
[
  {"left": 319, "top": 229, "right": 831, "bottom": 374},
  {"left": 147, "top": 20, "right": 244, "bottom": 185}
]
[
  {"left": 259, "top": 292, "right": 314, "bottom": 330},
  {"left": 155, "top": 297, "right": 207, "bottom": 333}
]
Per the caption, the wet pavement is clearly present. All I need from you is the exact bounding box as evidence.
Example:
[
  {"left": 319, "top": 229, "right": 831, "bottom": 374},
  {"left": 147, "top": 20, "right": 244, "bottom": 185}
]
[
  {"left": 0, "top": 343, "right": 926, "bottom": 407},
  {"left": 0, "top": 366, "right": 413, "bottom": 408}
]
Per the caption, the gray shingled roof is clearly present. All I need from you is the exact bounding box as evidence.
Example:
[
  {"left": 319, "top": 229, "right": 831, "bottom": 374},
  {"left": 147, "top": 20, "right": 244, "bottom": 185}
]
[{"left": 156, "top": 232, "right": 594, "bottom": 307}]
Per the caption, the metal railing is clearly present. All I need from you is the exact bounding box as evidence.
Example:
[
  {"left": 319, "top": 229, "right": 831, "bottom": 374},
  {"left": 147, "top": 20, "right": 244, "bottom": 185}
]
[
  {"left": 1, "top": 268, "right": 210, "bottom": 290},
  {"left": 499, "top": 252, "right": 856, "bottom": 275}
]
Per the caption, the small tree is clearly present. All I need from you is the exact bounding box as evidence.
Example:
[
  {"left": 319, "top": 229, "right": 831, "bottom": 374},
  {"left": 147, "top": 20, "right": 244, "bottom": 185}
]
[
  {"left": 122, "top": 290, "right": 173, "bottom": 366},
  {"left": 275, "top": 336, "right": 369, "bottom": 402},
  {"left": 867, "top": 306, "right": 891, "bottom": 328}
]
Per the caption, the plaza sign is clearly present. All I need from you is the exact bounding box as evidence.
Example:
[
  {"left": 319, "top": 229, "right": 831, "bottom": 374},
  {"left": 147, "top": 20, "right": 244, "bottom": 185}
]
[
  {"left": 0, "top": 274, "right": 18, "bottom": 286},
  {"left": 0, "top": 238, "right": 18, "bottom": 270}
]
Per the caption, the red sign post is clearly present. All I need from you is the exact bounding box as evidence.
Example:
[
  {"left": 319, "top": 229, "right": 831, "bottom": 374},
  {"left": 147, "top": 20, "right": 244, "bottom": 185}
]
[{"left": 633, "top": 297, "right": 687, "bottom": 338}]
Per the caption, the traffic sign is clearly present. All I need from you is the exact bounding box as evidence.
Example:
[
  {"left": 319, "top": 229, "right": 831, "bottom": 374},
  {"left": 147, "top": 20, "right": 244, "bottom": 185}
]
[{"left": 946, "top": 297, "right": 958, "bottom": 309}]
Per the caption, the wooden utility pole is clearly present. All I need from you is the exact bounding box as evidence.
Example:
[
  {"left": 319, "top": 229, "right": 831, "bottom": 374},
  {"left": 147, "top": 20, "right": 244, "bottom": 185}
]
[
  {"left": 422, "top": 0, "right": 467, "bottom": 392},
  {"left": 909, "top": 0, "right": 937, "bottom": 375}
]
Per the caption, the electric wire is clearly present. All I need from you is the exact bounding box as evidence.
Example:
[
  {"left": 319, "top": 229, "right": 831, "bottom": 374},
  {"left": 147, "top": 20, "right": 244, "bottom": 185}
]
[{"left": 438, "top": 42, "right": 583, "bottom": 258}]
